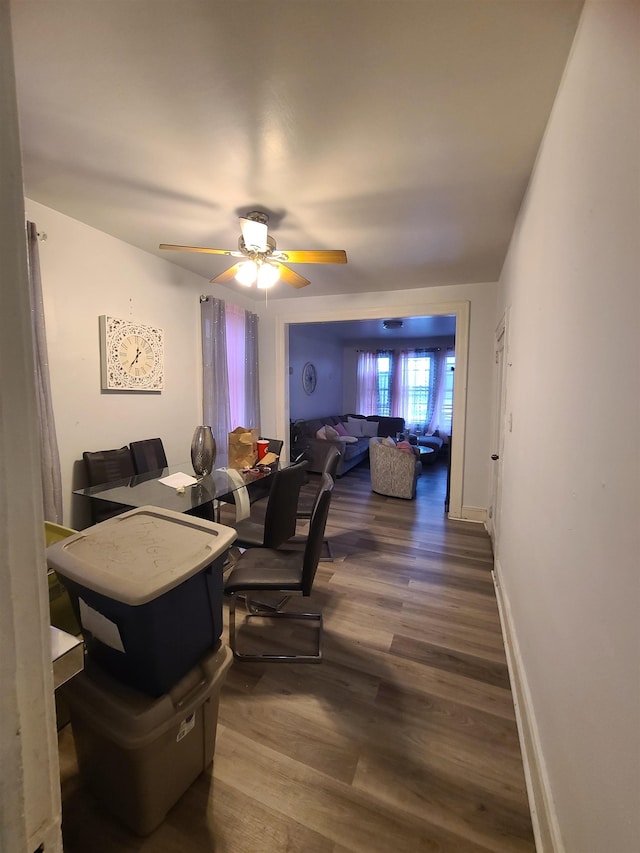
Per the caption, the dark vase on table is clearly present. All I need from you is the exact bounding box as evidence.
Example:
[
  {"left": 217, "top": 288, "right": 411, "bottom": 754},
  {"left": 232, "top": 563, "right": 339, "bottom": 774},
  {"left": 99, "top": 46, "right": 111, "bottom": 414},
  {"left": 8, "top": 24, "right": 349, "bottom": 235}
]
[{"left": 191, "top": 426, "right": 216, "bottom": 476}]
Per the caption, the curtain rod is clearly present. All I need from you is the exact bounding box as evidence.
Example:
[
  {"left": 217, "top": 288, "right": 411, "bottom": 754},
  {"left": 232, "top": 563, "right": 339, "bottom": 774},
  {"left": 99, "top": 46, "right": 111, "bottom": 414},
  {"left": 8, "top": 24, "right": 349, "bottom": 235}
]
[{"left": 355, "top": 346, "right": 454, "bottom": 353}]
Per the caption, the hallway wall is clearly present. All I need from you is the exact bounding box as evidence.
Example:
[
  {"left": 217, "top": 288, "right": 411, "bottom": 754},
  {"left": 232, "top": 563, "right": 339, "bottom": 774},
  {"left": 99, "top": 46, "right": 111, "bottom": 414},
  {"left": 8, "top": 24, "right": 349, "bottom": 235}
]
[{"left": 495, "top": 3, "right": 640, "bottom": 850}]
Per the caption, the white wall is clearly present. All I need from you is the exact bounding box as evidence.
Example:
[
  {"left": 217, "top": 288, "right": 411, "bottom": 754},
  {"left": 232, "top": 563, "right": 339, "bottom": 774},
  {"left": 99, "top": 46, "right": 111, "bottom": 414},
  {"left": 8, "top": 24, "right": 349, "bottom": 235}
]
[
  {"left": 495, "top": 3, "right": 640, "bottom": 851},
  {"left": 27, "top": 200, "right": 256, "bottom": 527},
  {"left": 262, "top": 283, "right": 496, "bottom": 515}
]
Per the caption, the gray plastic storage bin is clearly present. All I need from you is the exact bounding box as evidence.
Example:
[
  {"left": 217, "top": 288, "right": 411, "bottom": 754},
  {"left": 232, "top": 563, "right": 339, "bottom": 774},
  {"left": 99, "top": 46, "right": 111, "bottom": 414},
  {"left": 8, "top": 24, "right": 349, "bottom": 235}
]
[
  {"left": 46, "top": 506, "right": 237, "bottom": 696},
  {"left": 63, "top": 643, "right": 233, "bottom": 835}
]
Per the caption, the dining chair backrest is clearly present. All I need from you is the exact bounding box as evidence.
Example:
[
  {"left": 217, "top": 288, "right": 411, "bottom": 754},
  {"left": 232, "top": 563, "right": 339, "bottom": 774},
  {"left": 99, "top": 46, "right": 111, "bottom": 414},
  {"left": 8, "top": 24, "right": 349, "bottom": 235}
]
[
  {"left": 301, "top": 473, "right": 334, "bottom": 595},
  {"left": 83, "top": 447, "right": 134, "bottom": 486},
  {"left": 246, "top": 436, "right": 285, "bottom": 504},
  {"left": 297, "top": 445, "right": 341, "bottom": 521},
  {"left": 323, "top": 444, "right": 342, "bottom": 481},
  {"left": 130, "top": 438, "right": 168, "bottom": 474},
  {"left": 259, "top": 436, "right": 284, "bottom": 456},
  {"left": 262, "top": 460, "right": 308, "bottom": 548},
  {"left": 82, "top": 446, "right": 135, "bottom": 524}
]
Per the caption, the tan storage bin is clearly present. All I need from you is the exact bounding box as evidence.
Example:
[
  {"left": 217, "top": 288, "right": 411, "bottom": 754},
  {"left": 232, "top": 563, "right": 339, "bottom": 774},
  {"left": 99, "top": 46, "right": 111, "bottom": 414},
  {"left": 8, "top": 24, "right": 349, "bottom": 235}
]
[{"left": 63, "top": 643, "right": 233, "bottom": 835}]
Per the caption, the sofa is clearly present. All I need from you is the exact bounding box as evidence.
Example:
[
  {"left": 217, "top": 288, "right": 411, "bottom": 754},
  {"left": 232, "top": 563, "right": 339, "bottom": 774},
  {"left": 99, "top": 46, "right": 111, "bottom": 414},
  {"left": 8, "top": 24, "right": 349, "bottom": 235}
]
[
  {"left": 292, "top": 414, "right": 405, "bottom": 477},
  {"left": 369, "top": 437, "right": 422, "bottom": 499}
]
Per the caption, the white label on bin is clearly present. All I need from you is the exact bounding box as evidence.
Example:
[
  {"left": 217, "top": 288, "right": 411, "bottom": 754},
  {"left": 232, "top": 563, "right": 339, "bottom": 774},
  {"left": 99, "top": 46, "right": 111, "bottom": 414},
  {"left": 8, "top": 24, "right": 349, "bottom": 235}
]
[
  {"left": 177, "top": 712, "right": 196, "bottom": 742},
  {"left": 79, "top": 599, "right": 125, "bottom": 652}
]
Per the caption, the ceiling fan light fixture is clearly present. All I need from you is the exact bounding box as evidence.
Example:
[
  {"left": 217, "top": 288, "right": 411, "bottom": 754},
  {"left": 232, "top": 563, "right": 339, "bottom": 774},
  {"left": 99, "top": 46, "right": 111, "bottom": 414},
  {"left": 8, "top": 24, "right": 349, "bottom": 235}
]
[
  {"left": 235, "top": 261, "right": 257, "bottom": 286},
  {"left": 240, "top": 215, "right": 268, "bottom": 252},
  {"left": 256, "top": 262, "right": 279, "bottom": 289}
]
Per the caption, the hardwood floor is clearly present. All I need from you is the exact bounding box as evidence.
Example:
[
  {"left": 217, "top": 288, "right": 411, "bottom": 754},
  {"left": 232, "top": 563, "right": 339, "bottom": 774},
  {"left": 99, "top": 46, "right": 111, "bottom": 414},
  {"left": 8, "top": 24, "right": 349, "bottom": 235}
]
[{"left": 57, "top": 458, "right": 535, "bottom": 852}]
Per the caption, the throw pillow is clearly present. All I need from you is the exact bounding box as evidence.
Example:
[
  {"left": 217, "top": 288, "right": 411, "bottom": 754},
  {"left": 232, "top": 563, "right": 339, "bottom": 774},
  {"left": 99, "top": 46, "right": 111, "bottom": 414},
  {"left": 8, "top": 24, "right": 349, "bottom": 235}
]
[
  {"left": 397, "top": 440, "right": 414, "bottom": 454},
  {"left": 338, "top": 435, "right": 357, "bottom": 444},
  {"left": 334, "top": 421, "right": 349, "bottom": 436},
  {"left": 362, "top": 420, "right": 379, "bottom": 437},
  {"left": 381, "top": 436, "right": 396, "bottom": 448},
  {"left": 324, "top": 424, "right": 340, "bottom": 441},
  {"left": 347, "top": 416, "right": 364, "bottom": 436},
  {"left": 316, "top": 426, "right": 327, "bottom": 440}
]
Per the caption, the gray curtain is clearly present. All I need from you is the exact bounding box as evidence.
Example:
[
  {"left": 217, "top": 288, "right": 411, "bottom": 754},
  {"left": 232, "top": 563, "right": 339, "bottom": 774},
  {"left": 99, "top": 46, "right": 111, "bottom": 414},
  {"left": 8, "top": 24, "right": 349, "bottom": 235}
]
[
  {"left": 26, "top": 221, "right": 63, "bottom": 523},
  {"left": 200, "top": 296, "right": 231, "bottom": 450},
  {"left": 244, "top": 310, "right": 260, "bottom": 429}
]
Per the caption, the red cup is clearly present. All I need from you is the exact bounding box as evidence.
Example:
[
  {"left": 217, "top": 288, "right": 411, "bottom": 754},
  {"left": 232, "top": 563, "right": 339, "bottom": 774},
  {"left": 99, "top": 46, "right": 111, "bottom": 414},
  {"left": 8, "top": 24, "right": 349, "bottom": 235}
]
[{"left": 257, "top": 439, "right": 269, "bottom": 461}]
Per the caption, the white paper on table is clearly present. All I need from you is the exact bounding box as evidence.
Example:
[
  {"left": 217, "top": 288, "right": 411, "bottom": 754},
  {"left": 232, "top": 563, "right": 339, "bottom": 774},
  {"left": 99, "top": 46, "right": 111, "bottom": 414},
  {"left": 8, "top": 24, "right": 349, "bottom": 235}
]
[{"left": 158, "top": 472, "right": 198, "bottom": 488}]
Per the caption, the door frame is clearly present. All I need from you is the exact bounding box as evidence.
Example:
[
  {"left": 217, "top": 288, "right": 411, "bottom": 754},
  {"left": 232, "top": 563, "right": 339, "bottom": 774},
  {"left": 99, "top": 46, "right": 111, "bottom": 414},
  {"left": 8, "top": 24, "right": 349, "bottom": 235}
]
[
  {"left": 488, "top": 313, "right": 507, "bottom": 547},
  {"left": 273, "top": 300, "right": 470, "bottom": 520}
]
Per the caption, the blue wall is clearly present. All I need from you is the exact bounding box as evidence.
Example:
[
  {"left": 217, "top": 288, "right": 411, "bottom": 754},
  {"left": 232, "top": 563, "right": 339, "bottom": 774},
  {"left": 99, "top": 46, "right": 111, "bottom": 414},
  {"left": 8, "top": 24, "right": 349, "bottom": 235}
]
[{"left": 289, "top": 324, "right": 344, "bottom": 419}]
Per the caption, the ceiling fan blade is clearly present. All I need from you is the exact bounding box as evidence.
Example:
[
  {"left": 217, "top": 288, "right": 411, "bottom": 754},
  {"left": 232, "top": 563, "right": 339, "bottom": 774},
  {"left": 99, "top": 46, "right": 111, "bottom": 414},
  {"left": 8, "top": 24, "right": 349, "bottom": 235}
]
[
  {"left": 277, "top": 249, "right": 347, "bottom": 264},
  {"left": 210, "top": 263, "right": 243, "bottom": 284},
  {"left": 240, "top": 217, "right": 268, "bottom": 252},
  {"left": 159, "top": 243, "right": 234, "bottom": 256},
  {"left": 278, "top": 263, "right": 310, "bottom": 289}
]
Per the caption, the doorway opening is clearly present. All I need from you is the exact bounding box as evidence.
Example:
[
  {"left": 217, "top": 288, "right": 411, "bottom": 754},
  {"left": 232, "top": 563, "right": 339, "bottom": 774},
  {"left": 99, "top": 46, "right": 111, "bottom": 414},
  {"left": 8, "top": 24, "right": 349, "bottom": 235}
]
[{"left": 273, "top": 300, "right": 470, "bottom": 520}]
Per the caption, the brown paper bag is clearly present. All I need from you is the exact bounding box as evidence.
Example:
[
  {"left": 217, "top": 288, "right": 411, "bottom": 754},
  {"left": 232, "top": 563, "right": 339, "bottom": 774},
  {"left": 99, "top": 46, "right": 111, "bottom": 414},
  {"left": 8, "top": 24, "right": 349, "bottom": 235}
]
[{"left": 228, "top": 426, "right": 259, "bottom": 468}]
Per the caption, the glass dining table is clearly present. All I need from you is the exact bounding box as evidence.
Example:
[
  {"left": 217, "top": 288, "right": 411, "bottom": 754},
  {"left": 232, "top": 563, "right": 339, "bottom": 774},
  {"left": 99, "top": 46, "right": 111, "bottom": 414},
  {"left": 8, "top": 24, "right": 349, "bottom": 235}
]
[{"left": 73, "top": 458, "right": 283, "bottom": 523}]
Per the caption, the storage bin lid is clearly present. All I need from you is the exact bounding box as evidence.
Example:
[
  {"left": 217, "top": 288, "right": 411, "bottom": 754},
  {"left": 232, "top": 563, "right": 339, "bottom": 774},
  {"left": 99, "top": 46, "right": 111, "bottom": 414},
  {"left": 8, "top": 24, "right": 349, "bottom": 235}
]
[{"left": 46, "top": 506, "right": 237, "bottom": 605}]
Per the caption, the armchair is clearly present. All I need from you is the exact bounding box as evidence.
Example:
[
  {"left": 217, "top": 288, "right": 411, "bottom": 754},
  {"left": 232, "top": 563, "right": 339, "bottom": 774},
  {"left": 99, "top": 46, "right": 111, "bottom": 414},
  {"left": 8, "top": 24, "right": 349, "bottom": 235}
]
[{"left": 368, "top": 437, "right": 421, "bottom": 500}]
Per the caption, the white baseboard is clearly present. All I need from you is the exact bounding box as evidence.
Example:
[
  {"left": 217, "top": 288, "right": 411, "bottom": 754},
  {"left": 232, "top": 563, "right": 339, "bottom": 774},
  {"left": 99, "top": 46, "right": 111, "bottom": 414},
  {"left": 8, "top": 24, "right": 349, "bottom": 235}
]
[
  {"left": 492, "top": 561, "right": 564, "bottom": 853},
  {"left": 460, "top": 505, "right": 487, "bottom": 523}
]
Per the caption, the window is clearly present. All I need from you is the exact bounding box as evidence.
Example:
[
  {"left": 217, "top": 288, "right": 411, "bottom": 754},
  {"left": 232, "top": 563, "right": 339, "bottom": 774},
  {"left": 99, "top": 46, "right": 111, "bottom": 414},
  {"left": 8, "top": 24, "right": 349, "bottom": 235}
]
[
  {"left": 200, "top": 297, "right": 260, "bottom": 448},
  {"left": 405, "top": 354, "right": 431, "bottom": 424},
  {"left": 376, "top": 354, "right": 391, "bottom": 416},
  {"left": 357, "top": 348, "right": 455, "bottom": 434},
  {"left": 225, "top": 303, "right": 246, "bottom": 427}
]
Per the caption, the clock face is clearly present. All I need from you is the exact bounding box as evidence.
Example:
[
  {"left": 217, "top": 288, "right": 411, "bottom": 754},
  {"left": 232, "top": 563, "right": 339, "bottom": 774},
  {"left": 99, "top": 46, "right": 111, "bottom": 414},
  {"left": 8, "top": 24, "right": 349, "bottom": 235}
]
[
  {"left": 302, "top": 362, "right": 317, "bottom": 395},
  {"left": 117, "top": 334, "right": 155, "bottom": 378},
  {"left": 100, "top": 316, "right": 164, "bottom": 391}
]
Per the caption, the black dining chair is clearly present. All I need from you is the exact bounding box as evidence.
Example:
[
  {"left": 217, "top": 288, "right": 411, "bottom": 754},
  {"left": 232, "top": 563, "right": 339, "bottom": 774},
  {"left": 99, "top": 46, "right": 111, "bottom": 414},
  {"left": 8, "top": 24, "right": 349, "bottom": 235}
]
[
  {"left": 224, "top": 473, "right": 334, "bottom": 662},
  {"left": 246, "top": 436, "right": 285, "bottom": 504},
  {"left": 129, "top": 438, "right": 168, "bottom": 474},
  {"left": 296, "top": 445, "right": 341, "bottom": 519},
  {"left": 260, "top": 437, "right": 284, "bottom": 457},
  {"left": 82, "top": 447, "right": 135, "bottom": 524},
  {"left": 290, "top": 445, "right": 341, "bottom": 561},
  {"left": 231, "top": 460, "right": 308, "bottom": 550}
]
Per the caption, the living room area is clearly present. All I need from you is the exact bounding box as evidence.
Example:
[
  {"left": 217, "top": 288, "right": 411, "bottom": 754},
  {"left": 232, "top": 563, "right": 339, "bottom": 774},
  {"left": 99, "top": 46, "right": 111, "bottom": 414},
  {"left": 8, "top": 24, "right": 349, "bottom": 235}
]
[{"left": 288, "top": 315, "right": 456, "bottom": 507}]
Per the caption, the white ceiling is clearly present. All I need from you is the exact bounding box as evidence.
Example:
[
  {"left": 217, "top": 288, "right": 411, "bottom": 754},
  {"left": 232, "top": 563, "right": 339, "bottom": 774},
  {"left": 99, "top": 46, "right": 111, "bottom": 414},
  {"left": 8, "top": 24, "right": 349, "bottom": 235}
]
[{"left": 10, "top": 0, "right": 584, "bottom": 301}]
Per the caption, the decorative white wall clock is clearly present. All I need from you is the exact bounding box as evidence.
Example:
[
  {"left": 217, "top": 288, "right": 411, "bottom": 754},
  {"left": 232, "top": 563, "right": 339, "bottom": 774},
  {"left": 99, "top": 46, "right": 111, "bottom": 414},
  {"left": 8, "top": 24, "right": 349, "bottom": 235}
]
[{"left": 99, "top": 315, "right": 164, "bottom": 391}]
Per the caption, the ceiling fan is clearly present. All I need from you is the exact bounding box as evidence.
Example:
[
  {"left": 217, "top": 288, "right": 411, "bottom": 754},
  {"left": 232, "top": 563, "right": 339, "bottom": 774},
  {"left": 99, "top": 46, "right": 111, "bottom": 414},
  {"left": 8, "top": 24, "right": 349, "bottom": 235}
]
[{"left": 159, "top": 211, "right": 347, "bottom": 289}]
